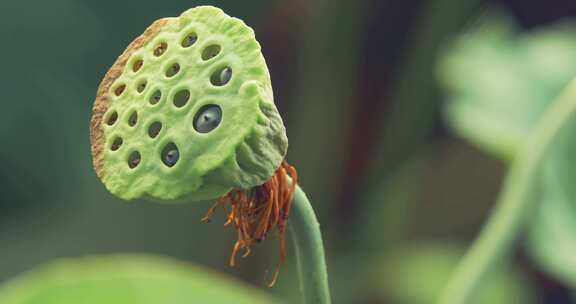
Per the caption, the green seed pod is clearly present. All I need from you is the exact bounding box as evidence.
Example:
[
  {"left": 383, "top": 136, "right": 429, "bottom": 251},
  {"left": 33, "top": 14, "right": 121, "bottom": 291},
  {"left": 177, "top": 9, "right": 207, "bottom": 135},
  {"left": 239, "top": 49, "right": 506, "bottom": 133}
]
[{"left": 90, "top": 6, "right": 288, "bottom": 202}]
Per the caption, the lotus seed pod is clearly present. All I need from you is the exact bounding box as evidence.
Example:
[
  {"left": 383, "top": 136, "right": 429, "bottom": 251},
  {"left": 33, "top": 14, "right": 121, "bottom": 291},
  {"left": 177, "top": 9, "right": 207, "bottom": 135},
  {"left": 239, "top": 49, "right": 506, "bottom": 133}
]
[{"left": 90, "top": 6, "right": 288, "bottom": 202}]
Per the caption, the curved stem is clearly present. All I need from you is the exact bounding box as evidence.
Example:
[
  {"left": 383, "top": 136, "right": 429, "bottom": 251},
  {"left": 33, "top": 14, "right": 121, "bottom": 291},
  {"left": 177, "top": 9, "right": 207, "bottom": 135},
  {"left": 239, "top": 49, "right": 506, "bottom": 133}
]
[
  {"left": 289, "top": 185, "right": 331, "bottom": 304},
  {"left": 438, "top": 81, "right": 576, "bottom": 304}
]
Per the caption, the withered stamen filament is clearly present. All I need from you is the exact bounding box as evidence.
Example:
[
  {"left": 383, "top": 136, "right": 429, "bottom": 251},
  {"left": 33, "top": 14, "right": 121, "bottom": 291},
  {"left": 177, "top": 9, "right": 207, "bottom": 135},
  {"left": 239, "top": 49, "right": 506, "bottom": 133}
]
[{"left": 202, "top": 160, "right": 298, "bottom": 287}]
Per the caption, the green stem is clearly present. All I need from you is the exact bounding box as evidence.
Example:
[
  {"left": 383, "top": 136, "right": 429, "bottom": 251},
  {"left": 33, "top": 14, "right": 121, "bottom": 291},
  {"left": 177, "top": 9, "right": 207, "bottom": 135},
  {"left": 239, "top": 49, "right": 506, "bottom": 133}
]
[
  {"left": 289, "top": 185, "right": 331, "bottom": 304},
  {"left": 438, "top": 81, "right": 576, "bottom": 304}
]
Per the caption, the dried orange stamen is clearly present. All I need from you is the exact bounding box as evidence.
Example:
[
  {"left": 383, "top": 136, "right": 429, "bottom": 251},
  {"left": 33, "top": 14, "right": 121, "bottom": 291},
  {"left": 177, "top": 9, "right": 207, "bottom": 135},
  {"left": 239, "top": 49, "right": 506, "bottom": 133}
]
[{"left": 202, "top": 160, "right": 298, "bottom": 286}]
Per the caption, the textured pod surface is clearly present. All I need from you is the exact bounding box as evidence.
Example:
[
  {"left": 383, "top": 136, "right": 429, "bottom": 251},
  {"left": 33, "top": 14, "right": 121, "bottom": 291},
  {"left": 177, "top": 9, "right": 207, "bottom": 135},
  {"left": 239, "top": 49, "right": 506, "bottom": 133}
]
[{"left": 90, "top": 6, "right": 288, "bottom": 202}]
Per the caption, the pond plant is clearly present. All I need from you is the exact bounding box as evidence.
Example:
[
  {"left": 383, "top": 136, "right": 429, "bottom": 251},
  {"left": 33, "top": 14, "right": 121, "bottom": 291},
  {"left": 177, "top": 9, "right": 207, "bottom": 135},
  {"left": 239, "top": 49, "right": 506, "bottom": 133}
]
[
  {"left": 438, "top": 11, "right": 576, "bottom": 303},
  {"left": 4, "top": 4, "right": 575, "bottom": 304},
  {"left": 88, "top": 6, "right": 330, "bottom": 304}
]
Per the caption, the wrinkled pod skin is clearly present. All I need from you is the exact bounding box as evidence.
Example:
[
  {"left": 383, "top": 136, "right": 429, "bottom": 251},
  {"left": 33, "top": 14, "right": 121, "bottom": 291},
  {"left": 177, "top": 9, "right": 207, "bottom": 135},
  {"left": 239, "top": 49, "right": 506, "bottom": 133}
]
[{"left": 90, "top": 6, "right": 288, "bottom": 202}]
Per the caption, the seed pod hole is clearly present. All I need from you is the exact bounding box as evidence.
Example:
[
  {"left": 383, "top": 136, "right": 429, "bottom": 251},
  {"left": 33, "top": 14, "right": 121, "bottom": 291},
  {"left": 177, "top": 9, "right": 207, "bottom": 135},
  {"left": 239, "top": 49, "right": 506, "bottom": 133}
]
[
  {"left": 193, "top": 104, "right": 222, "bottom": 133},
  {"left": 201, "top": 44, "right": 221, "bottom": 60},
  {"left": 173, "top": 89, "right": 190, "bottom": 108},
  {"left": 136, "top": 80, "right": 147, "bottom": 93},
  {"left": 165, "top": 63, "right": 180, "bottom": 77},
  {"left": 114, "top": 84, "right": 126, "bottom": 96},
  {"left": 106, "top": 111, "right": 118, "bottom": 126},
  {"left": 128, "top": 151, "right": 141, "bottom": 168},
  {"left": 210, "top": 66, "right": 232, "bottom": 86},
  {"left": 132, "top": 59, "right": 143, "bottom": 72},
  {"left": 181, "top": 32, "right": 198, "bottom": 48},
  {"left": 128, "top": 111, "right": 138, "bottom": 126},
  {"left": 161, "top": 142, "right": 179, "bottom": 167},
  {"left": 149, "top": 90, "right": 162, "bottom": 105},
  {"left": 148, "top": 121, "right": 162, "bottom": 138},
  {"left": 153, "top": 42, "right": 168, "bottom": 57},
  {"left": 110, "top": 137, "right": 123, "bottom": 151}
]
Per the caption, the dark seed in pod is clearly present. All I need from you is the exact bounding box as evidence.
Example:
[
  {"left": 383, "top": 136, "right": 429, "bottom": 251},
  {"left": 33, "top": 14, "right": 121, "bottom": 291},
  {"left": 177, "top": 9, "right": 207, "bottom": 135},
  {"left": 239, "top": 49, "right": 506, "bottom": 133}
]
[
  {"left": 181, "top": 33, "right": 197, "bottom": 48},
  {"left": 161, "top": 142, "right": 179, "bottom": 167},
  {"left": 219, "top": 67, "right": 232, "bottom": 85},
  {"left": 154, "top": 42, "right": 167, "bottom": 57},
  {"left": 193, "top": 105, "right": 222, "bottom": 133},
  {"left": 128, "top": 151, "right": 141, "bottom": 168},
  {"left": 150, "top": 90, "right": 162, "bottom": 105},
  {"left": 165, "top": 149, "right": 179, "bottom": 167}
]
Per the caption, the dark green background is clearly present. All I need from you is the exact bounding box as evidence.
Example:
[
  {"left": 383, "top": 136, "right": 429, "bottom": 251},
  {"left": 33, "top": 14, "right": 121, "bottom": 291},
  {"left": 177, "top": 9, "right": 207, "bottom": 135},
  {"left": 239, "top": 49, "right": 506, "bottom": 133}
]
[{"left": 1, "top": 0, "right": 575, "bottom": 303}]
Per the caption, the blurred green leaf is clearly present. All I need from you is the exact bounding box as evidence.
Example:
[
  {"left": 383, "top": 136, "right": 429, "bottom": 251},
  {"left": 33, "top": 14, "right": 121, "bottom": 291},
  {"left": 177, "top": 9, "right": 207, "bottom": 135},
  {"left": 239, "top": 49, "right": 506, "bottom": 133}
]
[
  {"left": 0, "top": 255, "right": 278, "bottom": 304},
  {"left": 439, "top": 10, "right": 576, "bottom": 289},
  {"left": 525, "top": 116, "right": 576, "bottom": 287},
  {"left": 439, "top": 10, "right": 576, "bottom": 159},
  {"left": 372, "top": 242, "right": 535, "bottom": 304}
]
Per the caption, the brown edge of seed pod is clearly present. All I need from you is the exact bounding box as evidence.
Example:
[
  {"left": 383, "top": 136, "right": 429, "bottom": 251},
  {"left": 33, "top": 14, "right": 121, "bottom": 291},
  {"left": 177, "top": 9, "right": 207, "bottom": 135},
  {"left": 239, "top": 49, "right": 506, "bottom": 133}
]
[{"left": 90, "top": 18, "right": 169, "bottom": 178}]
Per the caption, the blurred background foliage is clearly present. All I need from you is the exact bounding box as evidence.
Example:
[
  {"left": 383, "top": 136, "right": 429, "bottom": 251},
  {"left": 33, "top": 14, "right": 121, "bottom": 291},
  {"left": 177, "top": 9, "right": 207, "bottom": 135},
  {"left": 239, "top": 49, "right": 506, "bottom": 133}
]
[
  {"left": 439, "top": 8, "right": 576, "bottom": 298},
  {"left": 2, "top": 0, "right": 576, "bottom": 303},
  {"left": 0, "top": 255, "right": 279, "bottom": 304}
]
